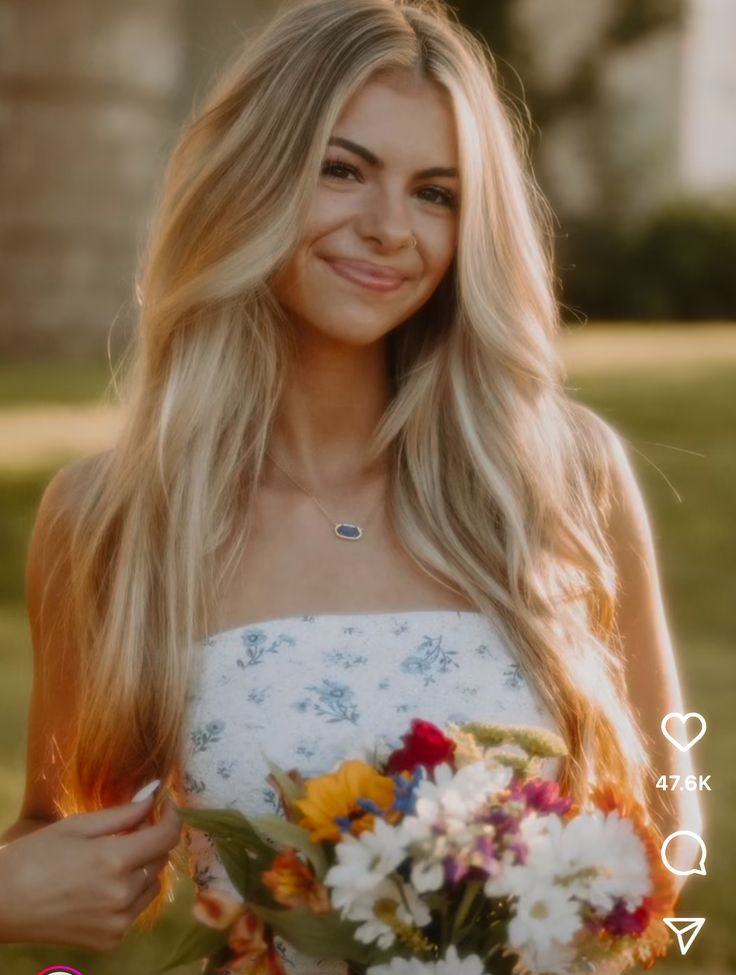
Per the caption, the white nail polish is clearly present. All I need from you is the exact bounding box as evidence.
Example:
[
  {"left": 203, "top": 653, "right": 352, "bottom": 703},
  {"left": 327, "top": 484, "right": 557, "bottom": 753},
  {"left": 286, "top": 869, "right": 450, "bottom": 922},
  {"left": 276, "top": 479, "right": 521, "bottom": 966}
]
[{"left": 132, "top": 779, "right": 161, "bottom": 803}]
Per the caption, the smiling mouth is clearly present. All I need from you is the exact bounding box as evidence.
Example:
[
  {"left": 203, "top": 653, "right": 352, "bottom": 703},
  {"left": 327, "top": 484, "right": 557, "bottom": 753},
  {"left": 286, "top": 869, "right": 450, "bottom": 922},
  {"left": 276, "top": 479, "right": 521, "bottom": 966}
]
[{"left": 322, "top": 258, "right": 408, "bottom": 293}]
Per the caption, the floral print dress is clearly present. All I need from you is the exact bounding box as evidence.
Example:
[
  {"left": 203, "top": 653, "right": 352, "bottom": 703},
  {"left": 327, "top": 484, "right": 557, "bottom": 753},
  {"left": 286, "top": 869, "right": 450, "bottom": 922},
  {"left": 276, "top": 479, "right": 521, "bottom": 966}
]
[{"left": 178, "top": 610, "right": 563, "bottom": 974}]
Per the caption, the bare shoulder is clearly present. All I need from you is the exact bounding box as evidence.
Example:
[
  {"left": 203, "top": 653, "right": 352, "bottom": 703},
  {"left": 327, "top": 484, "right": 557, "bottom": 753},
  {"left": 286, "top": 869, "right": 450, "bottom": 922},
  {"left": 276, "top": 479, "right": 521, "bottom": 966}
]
[
  {"left": 566, "top": 400, "right": 629, "bottom": 470},
  {"left": 34, "top": 451, "right": 110, "bottom": 526},
  {"left": 567, "top": 402, "right": 648, "bottom": 543}
]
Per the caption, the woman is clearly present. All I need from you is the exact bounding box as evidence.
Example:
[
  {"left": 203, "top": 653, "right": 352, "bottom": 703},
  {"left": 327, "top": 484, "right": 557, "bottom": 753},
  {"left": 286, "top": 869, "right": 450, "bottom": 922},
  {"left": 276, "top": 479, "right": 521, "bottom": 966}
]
[{"left": 4, "top": 0, "right": 702, "bottom": 970}]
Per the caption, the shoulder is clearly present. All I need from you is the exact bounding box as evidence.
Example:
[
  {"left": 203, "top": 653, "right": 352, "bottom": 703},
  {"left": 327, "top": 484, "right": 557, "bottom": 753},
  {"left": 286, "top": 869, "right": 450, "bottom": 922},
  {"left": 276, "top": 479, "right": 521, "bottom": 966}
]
[
  {"left": 566, "top": 402, "right": 646, "bottom": 533},
  {"left": 565, "top": 400, "right": 628, "bottom": 476},
  {"left": 34, "top": 450, "right": 111, "bottom": 528},
  {"left": 568, "top": 405, "right": 659, "bottom": 609}
]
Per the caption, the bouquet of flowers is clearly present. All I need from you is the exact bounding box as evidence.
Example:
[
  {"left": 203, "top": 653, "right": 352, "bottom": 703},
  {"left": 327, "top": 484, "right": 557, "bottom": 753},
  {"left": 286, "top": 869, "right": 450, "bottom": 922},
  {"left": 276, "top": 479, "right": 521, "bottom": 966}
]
[{"left": 161, "top": 720, "right": 676, "bottom": 975}]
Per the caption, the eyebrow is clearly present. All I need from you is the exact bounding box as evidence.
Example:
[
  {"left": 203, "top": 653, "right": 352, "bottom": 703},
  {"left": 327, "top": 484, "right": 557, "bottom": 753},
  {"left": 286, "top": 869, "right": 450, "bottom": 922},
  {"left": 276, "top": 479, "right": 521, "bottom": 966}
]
[{"left": 327, "top": 137, "right": 459, "bottom": 179}]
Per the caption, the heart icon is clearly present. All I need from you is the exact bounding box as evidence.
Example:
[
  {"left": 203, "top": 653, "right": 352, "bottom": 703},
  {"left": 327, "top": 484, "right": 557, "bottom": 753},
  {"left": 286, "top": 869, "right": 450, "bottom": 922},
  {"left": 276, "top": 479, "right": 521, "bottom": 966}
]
[{"left": 660, "top": 712, "right": 706, "bottom": 752}]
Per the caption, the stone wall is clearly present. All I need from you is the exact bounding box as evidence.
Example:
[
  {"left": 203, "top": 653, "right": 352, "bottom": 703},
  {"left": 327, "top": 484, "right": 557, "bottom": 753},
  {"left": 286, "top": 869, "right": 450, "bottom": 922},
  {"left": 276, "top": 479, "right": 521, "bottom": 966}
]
[{"left": 0, "top": 0, "right": 270, "bottom": 359}]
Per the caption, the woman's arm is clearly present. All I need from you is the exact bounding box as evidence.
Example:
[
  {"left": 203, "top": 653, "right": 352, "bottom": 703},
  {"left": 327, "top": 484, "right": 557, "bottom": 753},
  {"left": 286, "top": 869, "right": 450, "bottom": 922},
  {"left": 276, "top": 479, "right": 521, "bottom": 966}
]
[{"left": 599, "top": 418, "right": 705, "bottom": 891}]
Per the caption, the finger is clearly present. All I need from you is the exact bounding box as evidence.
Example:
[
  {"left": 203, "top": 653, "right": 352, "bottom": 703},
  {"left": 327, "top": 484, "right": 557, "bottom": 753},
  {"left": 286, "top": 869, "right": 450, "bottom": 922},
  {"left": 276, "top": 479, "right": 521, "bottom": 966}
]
[
  {"left": 128, "top": 856, "right": 168, "bottom": 910},
  {"left": 132, "top": 853, "right": 169, "bottom": 899},
  {"left": 130, "top": 779, "right": 162, "bottom": 803},
  {"left": 121, "top": 872, "right": 162, "bottom": 929},
  {"left": 62, "top": 793, "right": 156, "bottom": 838},
  {"left": 107, "top": 798, "right": 183, "bottom": 868},
  {"left": 145, "top": 852, "right": 172, "bottom": 881}
]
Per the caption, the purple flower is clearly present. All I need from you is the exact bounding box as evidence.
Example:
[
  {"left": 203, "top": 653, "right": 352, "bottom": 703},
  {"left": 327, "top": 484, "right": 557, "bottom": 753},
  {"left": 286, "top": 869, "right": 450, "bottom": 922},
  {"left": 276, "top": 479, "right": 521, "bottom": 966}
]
[
  {"left": 480, "top": 806, "right": 520, "bottom": 836},
  {"left": 472, "top": 834, "right": 498, "bottom": 873},
  {"left": 445, "top": 856, "right": 470, "bottom": 884},
  {"left": 510, "top": 778, "right": 574, "bottom": 815},
  {"left": 508, "top": 838, "right": 528, "bottom": 865}
]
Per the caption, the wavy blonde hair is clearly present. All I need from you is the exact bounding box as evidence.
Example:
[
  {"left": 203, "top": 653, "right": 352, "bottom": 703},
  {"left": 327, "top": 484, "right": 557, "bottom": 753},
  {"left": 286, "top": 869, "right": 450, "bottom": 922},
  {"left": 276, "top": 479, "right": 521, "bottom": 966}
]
[{"left": 46, "top": 0, "right": 654, "bottom": 928}]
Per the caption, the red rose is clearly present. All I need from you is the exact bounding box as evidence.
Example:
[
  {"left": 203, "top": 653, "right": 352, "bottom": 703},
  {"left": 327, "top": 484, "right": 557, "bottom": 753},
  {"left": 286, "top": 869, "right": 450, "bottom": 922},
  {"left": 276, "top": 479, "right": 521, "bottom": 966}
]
[{"left": 386, "top": 719, "right": 456, "bottom": 775}]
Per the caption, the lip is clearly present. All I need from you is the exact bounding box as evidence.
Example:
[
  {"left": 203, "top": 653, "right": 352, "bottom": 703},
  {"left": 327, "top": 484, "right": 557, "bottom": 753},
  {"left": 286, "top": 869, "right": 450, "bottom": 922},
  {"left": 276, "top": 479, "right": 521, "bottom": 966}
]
[{"left": 323, "top": 257, "right": 407, "bottom": 293}]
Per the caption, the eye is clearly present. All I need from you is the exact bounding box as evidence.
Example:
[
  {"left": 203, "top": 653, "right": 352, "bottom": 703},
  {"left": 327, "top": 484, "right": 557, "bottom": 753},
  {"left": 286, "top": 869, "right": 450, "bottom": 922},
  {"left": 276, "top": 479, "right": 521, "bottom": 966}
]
[
  {"left": 320, "top": 159, "right": 458, "bottom": 209},
  {"left": 321, "top": 160, "right": 360, "bottom": 181},
  {"left": 419, "top": 186, "right": 458, "bottom": 209}
]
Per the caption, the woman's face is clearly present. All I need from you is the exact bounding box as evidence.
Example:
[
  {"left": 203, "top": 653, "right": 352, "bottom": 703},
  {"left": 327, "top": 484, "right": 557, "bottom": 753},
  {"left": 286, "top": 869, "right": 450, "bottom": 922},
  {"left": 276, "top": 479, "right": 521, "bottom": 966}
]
[{"left": 271, "top": 70, "right": 460, "bottom": 348}]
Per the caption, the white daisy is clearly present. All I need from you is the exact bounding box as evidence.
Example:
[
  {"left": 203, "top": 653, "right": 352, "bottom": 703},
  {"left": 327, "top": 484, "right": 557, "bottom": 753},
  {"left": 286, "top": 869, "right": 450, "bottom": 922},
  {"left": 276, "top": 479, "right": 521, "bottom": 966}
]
[
  {"left": 508, "top": 882, "right": 583, "bottom": 955},
  {"left": 513, "top": 937, "right": 579, "bottom": 975},
  {"left": 326, "top": 817, "right": 408, "bottom": 906},
  {"left": 409, "top": 856, "right": 445, "bottom": 893},
  {"left": 367, "top": 945, "right": 485, "bottom": 974},
  {"left": 484, "top": 813, "right": 564, "bottom": 900},
  {"left": 557, "top": 809, "right": 651, "bottom": 911},
  {"left": 344, "top": 877, "right": 431, "bottom": 949},
  {"left": 402, "top": 761, "right": 511, "bottom": 839}
]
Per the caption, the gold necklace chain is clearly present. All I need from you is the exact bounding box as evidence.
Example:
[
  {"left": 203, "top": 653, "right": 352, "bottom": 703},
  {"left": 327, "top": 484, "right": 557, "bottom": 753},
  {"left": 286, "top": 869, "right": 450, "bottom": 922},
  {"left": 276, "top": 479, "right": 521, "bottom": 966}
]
[{"left": 265, "top": 449, "right": 385, "bottom": 541}]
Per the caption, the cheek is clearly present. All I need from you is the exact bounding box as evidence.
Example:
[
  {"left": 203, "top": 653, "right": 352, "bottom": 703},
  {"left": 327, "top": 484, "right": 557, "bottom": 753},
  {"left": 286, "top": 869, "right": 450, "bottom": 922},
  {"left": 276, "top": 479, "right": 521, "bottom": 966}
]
[
  {"left": 303, "top": 190, "right": 351, "bottom": 238},
  {"left": 420, "top": 235, "right": 455, "bottom": 290}
]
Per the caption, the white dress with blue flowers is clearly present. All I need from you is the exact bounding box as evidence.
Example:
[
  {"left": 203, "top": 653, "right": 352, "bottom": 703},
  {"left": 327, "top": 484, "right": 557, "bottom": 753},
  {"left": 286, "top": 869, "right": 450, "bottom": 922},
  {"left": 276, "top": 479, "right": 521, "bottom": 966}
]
[{"left": 178, "top": 609, "right": 563, "bottom": 974}]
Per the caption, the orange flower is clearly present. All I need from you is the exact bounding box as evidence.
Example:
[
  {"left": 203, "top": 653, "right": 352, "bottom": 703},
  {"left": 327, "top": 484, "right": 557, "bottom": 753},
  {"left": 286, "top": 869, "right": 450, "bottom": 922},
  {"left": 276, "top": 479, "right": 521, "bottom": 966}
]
[
  {"left": 632, "top": 916, "right": 677, "bottom": 971},
  {"left": 219, "top": 908, "right": 286, "bottom": 975},
  {"left": 590, "top": 778, "right": 647, "bottom": 820},
  {"left": 294, "top": 759, "right": 397, "bottom": 843},
  {"left": 261, "top": 847, "right": 331, "bottom": 914},
  {"left": 590, "top": 780, "right": 678, "bottom": 968},
  {"left": 193, "top": 888, "right": 247, "bottom": 930}
]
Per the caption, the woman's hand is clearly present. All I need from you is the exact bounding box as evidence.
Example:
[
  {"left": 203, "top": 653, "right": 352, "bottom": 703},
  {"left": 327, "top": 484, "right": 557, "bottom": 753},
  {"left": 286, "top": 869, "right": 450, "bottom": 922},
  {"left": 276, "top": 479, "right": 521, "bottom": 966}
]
[{"left": 0, "top": 789, "right": 182, "bottom": 951}]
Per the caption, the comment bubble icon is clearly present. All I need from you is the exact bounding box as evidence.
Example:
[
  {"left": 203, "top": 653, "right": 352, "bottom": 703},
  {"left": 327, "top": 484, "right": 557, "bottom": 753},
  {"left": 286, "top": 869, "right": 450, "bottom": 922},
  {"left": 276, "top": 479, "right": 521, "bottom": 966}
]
[{"left": 661, "top": 830, "right": 707, "bottom": 876}]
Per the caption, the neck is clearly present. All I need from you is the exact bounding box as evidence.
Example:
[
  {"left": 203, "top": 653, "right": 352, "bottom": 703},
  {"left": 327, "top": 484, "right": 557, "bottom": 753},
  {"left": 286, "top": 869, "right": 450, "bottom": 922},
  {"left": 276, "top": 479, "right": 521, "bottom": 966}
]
[{"left": 266, "top": 332, "right": 393, "bottom": 493}]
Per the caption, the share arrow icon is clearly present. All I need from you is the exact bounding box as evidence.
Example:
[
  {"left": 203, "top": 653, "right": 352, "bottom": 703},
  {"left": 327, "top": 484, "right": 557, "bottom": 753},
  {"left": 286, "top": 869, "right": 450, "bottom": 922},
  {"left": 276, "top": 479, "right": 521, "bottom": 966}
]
[{"left": 663, "top": 917, "right": 706, "bottom": 955}]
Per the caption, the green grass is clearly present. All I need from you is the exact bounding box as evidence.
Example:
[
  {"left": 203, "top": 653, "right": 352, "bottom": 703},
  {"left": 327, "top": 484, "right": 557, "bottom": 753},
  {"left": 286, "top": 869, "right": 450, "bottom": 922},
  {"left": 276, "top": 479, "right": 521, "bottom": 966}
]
[
  {"left": 0, "top": 345, "right": 734, "bottom": 973},
  {"left": 0, "top": 360, "right": 115, "bottom": 408},
  {"left": 571, "top": 364, "right": 735, "bottom": 974}
]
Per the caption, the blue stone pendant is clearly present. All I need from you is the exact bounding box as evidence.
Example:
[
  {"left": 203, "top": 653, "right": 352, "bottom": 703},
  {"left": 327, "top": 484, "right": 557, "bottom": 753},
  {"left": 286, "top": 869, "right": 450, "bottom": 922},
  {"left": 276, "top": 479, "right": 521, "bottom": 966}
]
[{"left": 335, "top": 522, "right": 363, "bottom": 540}]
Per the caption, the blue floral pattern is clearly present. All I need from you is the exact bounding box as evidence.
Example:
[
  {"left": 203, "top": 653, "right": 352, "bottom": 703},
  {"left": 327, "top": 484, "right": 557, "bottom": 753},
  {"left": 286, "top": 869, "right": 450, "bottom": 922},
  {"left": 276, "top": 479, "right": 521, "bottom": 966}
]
[
  {"left": 305, "top": 679, "right": 360, "bottom": 724},
  {"left": 400, "top": 634, "right": 460, "bottom": 686},
  {"left": 178, "top": 610, "right": 561, "bottom": 975}
]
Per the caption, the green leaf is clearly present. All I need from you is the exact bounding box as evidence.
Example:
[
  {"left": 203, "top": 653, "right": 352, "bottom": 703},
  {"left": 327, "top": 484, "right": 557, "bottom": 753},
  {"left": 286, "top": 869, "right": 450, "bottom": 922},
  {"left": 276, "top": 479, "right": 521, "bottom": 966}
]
[
  {"left": 202, "top": 943, "right": 237, "bottom": 975},
  {"left": 250, "top": 905, "right": 378, "bottom": 965},
  {"left": 212, "top": 836, "right": 269, "bottom": 899},
  {"left": 479, "top": 917, "right": 511, "bottom": 958},
  {"left": 175, "top": 805, "right": 274, "bottom": 859},
  {"left": 451, "top": 878, "right": 482, "bottom": 939},
  {"left": 156, "top": 922, "right": 228, "bottom": 972},
  {"left": 252, "top": 815, "right": 328, "bottom": 878}
]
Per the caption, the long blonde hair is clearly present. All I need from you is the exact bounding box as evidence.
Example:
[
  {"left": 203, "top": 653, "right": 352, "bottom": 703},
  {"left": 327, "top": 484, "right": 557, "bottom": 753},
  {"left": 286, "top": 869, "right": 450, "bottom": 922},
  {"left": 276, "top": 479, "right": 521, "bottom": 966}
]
[{"left": 49, "top": 0, "right": 654, "bottom": 927}]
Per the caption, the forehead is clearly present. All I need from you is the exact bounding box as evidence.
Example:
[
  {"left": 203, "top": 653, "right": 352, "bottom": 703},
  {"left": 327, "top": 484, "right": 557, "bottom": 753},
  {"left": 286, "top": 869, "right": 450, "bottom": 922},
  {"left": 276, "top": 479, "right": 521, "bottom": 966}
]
[{"left": 332, "top": 70, "right": 458, "bottom": 167}]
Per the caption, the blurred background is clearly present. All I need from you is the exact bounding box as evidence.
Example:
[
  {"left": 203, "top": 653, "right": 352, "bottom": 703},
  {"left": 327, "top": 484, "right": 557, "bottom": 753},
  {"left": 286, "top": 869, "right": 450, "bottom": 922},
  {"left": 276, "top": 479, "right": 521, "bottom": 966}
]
[{"left": 0, "top": 0, "right": 733, "bottom": 972}]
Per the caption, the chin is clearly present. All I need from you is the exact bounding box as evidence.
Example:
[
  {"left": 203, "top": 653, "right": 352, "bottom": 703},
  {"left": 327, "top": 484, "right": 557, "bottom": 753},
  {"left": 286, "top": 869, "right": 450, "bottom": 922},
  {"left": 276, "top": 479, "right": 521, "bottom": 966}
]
[{"left": 325, "top": 325, "right": 393, "bottom": 347}]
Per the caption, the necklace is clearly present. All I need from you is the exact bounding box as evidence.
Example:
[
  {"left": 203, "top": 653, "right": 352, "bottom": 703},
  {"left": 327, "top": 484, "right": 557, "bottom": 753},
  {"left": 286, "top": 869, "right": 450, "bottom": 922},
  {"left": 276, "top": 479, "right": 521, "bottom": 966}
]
[{"left": 265, "top": 449, "right": 385, "bottom": 541}]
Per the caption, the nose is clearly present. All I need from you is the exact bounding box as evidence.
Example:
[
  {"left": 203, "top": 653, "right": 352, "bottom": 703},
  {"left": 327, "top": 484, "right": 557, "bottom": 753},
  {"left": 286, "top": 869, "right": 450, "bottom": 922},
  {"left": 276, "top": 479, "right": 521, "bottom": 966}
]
[{"left": 357, "top": 185, "right": 414, "bottom": 251}]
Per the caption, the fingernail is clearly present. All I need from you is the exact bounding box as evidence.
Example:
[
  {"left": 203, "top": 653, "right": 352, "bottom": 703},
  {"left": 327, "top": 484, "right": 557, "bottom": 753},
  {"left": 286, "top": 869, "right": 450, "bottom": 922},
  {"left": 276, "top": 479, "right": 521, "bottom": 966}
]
[{"left": 131, "top": 779, "right": 161, "bottom": 803}]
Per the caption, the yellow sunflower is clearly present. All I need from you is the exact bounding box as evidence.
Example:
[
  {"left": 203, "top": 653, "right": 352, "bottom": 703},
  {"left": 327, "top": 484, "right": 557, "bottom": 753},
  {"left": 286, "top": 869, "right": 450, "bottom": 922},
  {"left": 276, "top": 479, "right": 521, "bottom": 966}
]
[{"left": 294, "top": 759, "right": 397, "bottom": 842}]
